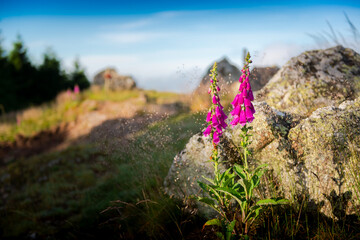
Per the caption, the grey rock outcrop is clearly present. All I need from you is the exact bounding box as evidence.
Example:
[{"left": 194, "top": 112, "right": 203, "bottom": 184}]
[
  {"left": 93, "top": 68, "right": 136, "bottom": 91},
  {"left": 257, "top": 46, "right": 360, "bottom": 116},
  {"left": 164, "top": 99, "right": 360, "bottom": 218},
  {"left": 249, "top": 66, "right": 279, "bottom": 91},
  {"left": 200, "top": 58, "right": 241, "bottom": 86}
]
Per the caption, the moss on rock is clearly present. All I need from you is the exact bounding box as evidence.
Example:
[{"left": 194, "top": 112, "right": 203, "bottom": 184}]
[{"left": 257, "top": 46, "right": 360, "bottom": 116}]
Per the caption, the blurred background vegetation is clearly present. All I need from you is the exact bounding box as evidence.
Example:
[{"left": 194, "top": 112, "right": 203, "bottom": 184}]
[{"left": 0, "top": 36, "right": 90, "bottom": 114}]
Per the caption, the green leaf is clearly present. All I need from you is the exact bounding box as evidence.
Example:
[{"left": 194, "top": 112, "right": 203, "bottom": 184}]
[
  {"left": 223, "top": 174, "right": 236, "bottom": 188},
  {"left": 197, "top": 197, "right": 215, "bottom": 206},
  {"left": 240, "top": 201, "right": 248, "bottom": 213},
  {"left": 256, "top": 198, "right": 289, "bottom": 206},
  {"left": 275, "top": 199, "right": 290, "bottom": 204},
  {"left": 251, "top": 175, "right": 259, "bottom": 188},
  {"left": 219, "top": 168, "right": 232, "bottom": 182},
  {"left": 202, "top": 176, "right": 215, "bottom": 185},
  {"left": 198, "top": 181, "right": 211, "bottom": 193},
  {"left": 219, "top": 168, "right": 235, "bottom": 187},
  {"left": 227, "top": 220, "right": 236, "bottom": 233},
  {"left": 232, "top": 182, "right": 244, "bottom": 192},
  {"left": 198, "top": 181, "right": 225, "bottom": 203},
  {"left": 216, "top": 232, "right": 225, "bottom": 240},
  {"left": 214, "top": 187, "right": 245, "bottom": 206},
  {"left": 245, "top": 205, "right": 262, "bottom": 222},
  {"left": 198, "top": 181, "right": 219, "bottom": 201},
  {"left": 254, "top": 164, "right": 268, "bottom": 172},
  {"left": 234, "top": 164, "right": 246, "bottom": 179},
  {"left": 238, "top": 178, "right": 253, "bottom": 198},
  {"left": 225, "top": 220, "right": 236, "bottom": 240},
  {"left": 249, "top": 164, "right": 268, "bottom": 190},
  {"left": 204, "top": 218, "right": 222, "bottom": 228},
  {"left": 196, "top": 196, "right": 222, "bottom": 215}
]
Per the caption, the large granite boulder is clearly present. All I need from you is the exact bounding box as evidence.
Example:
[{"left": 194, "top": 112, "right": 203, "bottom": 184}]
[
  {"left": 93, "top": 68, "right": 136, "bottom": 91},
  {"left": 257, "top": 46, "right": 360, "bottom": 116},
  {"left": 164, "top": 99, "right": 360, "bottom": 218},
  {"left": 287, "top": 98, "right": 360, "bottom": 218}
]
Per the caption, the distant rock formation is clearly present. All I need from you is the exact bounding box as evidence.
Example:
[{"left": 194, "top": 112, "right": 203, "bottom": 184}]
[
  {"left": 93, "top": 68, "right": 136, "bottom": 91},
  {"left": 196, "top": 58, "right": 279, "bottom": 94},
  {"left": 200, "top": 58, "right": 241, "bottom": 86},
  {"left": 249, "top": 66, "right": 279, "bottom": 91},
  {"left": 257, "top": 45, "right": 360, "bottom": 116}
]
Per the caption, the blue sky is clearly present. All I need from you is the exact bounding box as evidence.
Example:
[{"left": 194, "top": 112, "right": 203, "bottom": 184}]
[{"left": 1, "top": 1, "right": 360, "bottom": 92}]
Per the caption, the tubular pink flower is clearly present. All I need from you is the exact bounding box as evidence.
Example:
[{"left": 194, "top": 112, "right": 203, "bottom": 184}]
[
  {"left": 240, "top": 82, "right": 246, "bottom": 91},
  {"left": 203, "top": 62, "right": 228, "bottom": 145},
  {"left": 213, "top": 131, "right": 220, "bottom": 144},
  {"left": 231, "top": 94, "right": 240, "bottom": 107},
  {"left": 220, "top": 119, "right": 227, "bottom": 129},
  {"left": 244, "top": 98, "right": 252, "bottom": 107},
  {"left": 245, "top": 107, "right": 254, "bottom": 123},
  {"left": 249, "top": 104, "right": 255, "bottom": 114},
  {"left": 203, "top": 124, "right": 212, "bottom": 136},
  {"left": 212, "top": 114, "right": 219, "bottom": 126},
  {"left": 206, "top": 110, "right": 212, "bottom": 122},
  {"left": 239, "top": 110, "right": 247, "bottom": 126},
  {"left": 216, "top": 125, "right": 223, "bottom": 134},
  {"left": 212, "top": 95, "right": 219, "bottom": 104},
  {"left": 230, "top": 116, "right": 240, "bottom": 125},
  {"left": 216, "top": 106, "right": 227, "bottom": 120},
  {"left": 241, "top": 88, "right": 247, "bottom": 98},
  {"left": 248, "top": 89, "right": 254, "bottom": 101},
  {"left": 230, "top": 105, "right": 241, "bottom": 117},
  {"left": 231, "top": 94, "right": 244, "bottom": 107},
  {"left": 230, "top": 53, "right": 255, "bottom": 127}
]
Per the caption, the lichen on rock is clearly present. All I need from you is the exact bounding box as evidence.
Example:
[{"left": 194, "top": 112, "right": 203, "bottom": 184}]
[{"left": 257, "top": 46, "right": 360, "bottom": 116}]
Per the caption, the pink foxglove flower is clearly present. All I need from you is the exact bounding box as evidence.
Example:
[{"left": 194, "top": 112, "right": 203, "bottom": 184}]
[
  {"left": 74, "top": 85, "right": 80, "bottom": 94},
  {"left": 203, "top": 62, "right": 228, "bottom": 144},
  {"left": 230, "top": 52, "right": 255, "bottom": 126}
]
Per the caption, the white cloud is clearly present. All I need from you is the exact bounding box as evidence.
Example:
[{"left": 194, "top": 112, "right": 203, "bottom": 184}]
[
  {"left": 117, "top": 19, "right": 152, "bottom": 30},
  {"left": 253, "top": 43, "right": 307, "bottom": 67},
  {"left": 99, "top": 32, "right": 165, "bottom": 44},
  {"left": 64, "top": 54, "right": 139, "bottom": 78}
]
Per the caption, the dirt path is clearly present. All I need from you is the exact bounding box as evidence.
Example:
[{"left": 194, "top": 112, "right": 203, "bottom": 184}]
[{"left": 0, "top": 99, "right": 185, "bottom": 163}]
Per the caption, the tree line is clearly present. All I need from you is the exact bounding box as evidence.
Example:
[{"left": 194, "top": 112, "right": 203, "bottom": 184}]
[{"left": 0, "top": 36, "right": 90, "bottom": 114}]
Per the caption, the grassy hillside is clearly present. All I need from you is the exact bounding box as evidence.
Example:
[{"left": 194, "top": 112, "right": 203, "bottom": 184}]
[
  {"left": 0, "top": 88, "right": 207, "bottom": 239},
  {"left": 0, "top": 113, "right": 205, "bottom": 239}
]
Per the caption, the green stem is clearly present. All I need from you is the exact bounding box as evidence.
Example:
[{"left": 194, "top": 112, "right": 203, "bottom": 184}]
[
  {"left": 214, "top": 159, "right": 219, "bottom": 184},
  {"left": 243, "top": 146, "right": 248, "bottom": 170}
]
